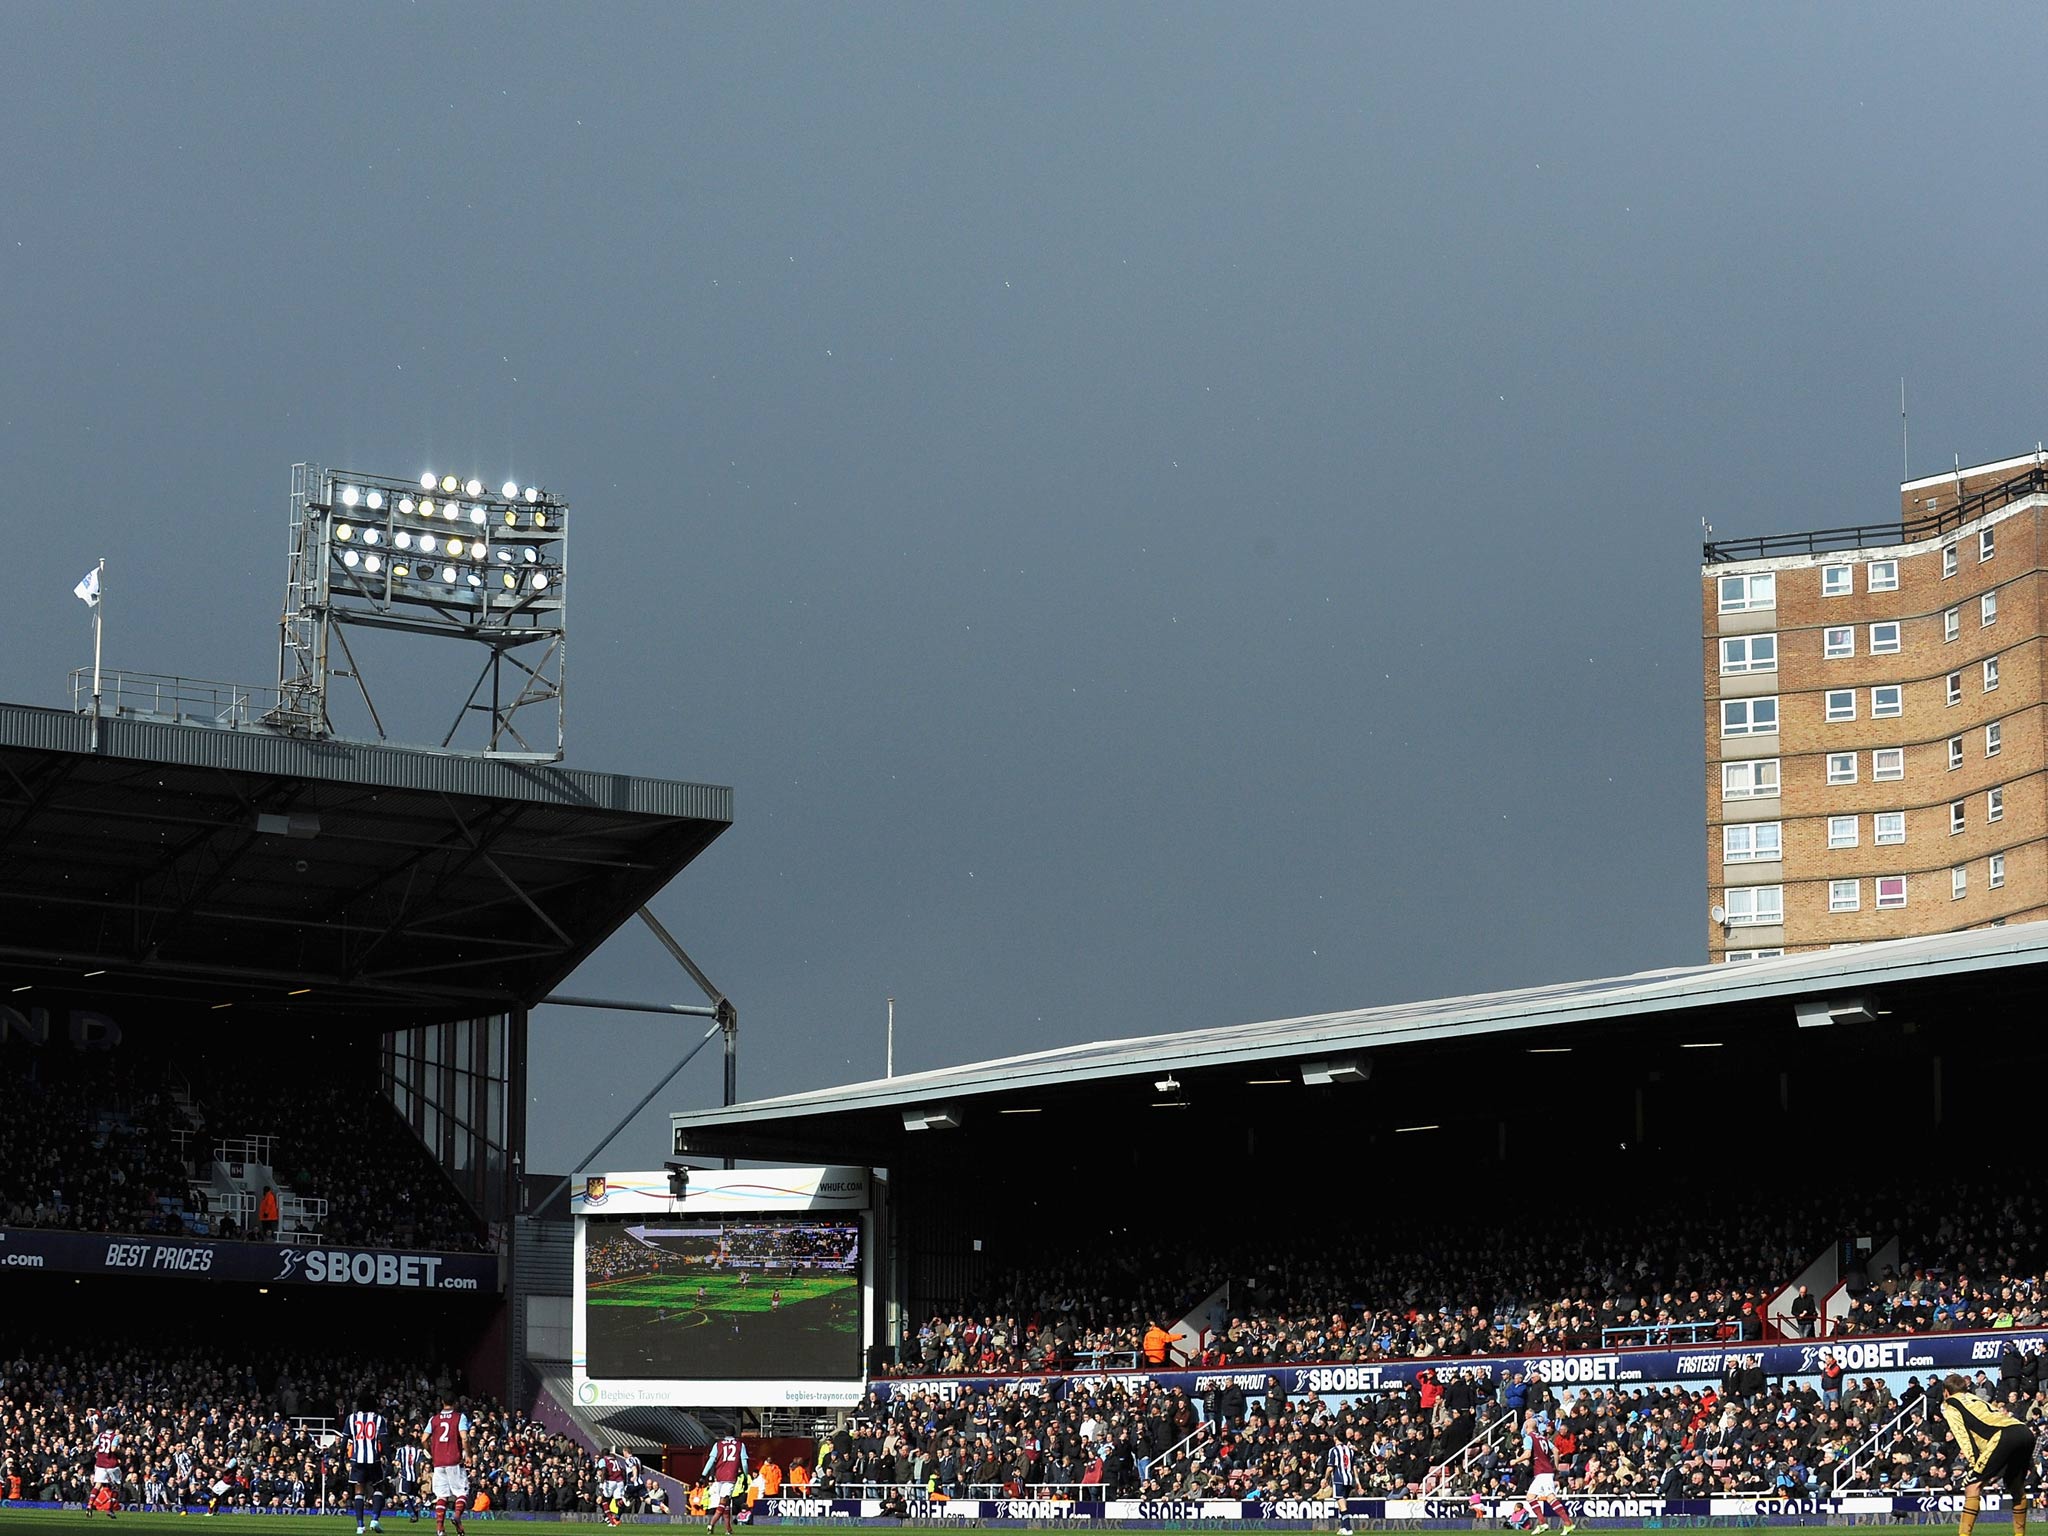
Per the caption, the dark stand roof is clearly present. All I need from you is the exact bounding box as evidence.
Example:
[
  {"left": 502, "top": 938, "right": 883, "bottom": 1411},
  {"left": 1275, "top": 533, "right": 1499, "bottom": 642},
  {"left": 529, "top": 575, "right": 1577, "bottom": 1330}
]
[{"left": 0, "top": 703, "right": 731, "bottom": 1028}]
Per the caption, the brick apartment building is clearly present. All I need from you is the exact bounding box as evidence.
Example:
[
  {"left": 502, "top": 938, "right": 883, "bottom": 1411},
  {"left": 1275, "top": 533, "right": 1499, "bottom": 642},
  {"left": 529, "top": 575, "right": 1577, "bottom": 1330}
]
[{"left": 1702, "top": 451, "right": 2048, "bottom": 961}]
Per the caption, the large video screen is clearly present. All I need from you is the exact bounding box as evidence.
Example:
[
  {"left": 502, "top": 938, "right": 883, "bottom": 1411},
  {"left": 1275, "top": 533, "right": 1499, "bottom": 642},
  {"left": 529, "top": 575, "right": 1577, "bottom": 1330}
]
[{"left": 582, "top": 1215, "right": 862, "bottom": 1381}]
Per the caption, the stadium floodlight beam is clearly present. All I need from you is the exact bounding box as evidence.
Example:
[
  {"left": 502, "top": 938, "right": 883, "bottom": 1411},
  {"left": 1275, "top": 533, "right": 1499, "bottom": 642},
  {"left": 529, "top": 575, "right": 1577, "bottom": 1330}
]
[{"left": 273, "top": 461, "right": 568, "bottom": 759}]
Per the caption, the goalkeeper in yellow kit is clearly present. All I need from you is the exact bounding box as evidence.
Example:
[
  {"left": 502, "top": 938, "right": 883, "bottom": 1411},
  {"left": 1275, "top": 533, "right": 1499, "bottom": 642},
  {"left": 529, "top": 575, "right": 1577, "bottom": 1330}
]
[{"left": 1941, "top": 1374, "right": 2037, "bottom": 1536}]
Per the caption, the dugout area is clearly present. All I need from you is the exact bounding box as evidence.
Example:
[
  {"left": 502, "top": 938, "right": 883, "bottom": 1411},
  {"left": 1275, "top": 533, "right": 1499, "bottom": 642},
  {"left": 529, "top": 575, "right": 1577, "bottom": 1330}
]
[{"left": 668, "top": 923, "right": 2048, "bottom": 1359}]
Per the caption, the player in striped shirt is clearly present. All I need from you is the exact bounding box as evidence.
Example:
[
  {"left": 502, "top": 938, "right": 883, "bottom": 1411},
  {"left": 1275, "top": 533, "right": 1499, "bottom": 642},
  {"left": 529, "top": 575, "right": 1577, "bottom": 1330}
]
[
  {"left": 392, "top": 1443, "right": 429, "bottom": 1524},
  {"left": 346, "top": 1394, "right": 390, "bottom": 1535}
]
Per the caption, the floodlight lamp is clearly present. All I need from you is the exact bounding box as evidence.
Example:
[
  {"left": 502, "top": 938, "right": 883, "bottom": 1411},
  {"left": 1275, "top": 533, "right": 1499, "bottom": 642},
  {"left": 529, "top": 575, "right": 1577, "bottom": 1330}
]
[
  {"left": 340, "top": 550, "right": 359, "bottom": 568},
  {"left": 466, "top": 572, "right": 482, "bottom": 588},
  {"left": 531, "top": 572, "right": 549, "bottom": 591},
  {"left": 362, "top": 529, "right": 381, "bottom": 546},
  {"left": 524, "top": 486, "right": 538, "bottom": 503},
  {"left": 365, "top": 490, "right": 384, "bottom": 510},
  {"left": 335, "top": 523, "right": 353, "bottom": 542},
  {"left": 341, "top": 485, "right": 359, "bottom": 507},
  {"left": 440, "top": 475, "right": 458, "bottom": 493},
  {"left": 532, "top": 509, "right": 548, "bottom": 528},
  {"left": 495, "top": 548, "right": 512, "bottom": 564},
  {"left": 502, "top": 509, "right": 518, "bottom": 527},
  {"left": 447, "top": 537, "right": 465, "bottom": 557},
  {"left": 419, "top": 497, "right": 435, "bottom": 516},
  {"left": 398, "top": 496, "right": 415, "bottom": 514},
  {"left": 392, "top": 563, "right": 410, "bottom": 578},
  {"left": 501, "top": 572, "right": 516, "bottom": 590},
  {"left": 444, "top": 503, "right": 460, "bottom": 520},
  {"left": 419, "top": 534, "right": 437, "bottom": 553},
  {"left": 395, "top": 532, "right": 413, "bottom": 551},
  {"left": 464, "top": 478, "right": 482, "bottom": 497},
  {"left": 440, "top": 565, "right": 456, "bottom": 583},
  {"left": 419, "top": 472, "right": 436, "bottom": 490},
  {"left": 501, "top": 480, "right": 519, "bottom": 499},
  {"left": 522, "top": 546, "right": 538, "bottom": 563},
  {"left": 365, "top": 554, "right": 382, "bottom": 574}
]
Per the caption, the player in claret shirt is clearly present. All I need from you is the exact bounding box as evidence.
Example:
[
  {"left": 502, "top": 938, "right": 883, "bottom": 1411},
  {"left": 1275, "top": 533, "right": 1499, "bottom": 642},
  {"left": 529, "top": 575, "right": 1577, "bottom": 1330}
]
[
  {"left": 701, "top": 1434, "right": 748, "bottom": 1536},
  {"left": 426, "top": 1396, "right": 472, "bottom": 1536},
  {"left": 88, "top": 1411, "right": 124, "bottom": 1518}
]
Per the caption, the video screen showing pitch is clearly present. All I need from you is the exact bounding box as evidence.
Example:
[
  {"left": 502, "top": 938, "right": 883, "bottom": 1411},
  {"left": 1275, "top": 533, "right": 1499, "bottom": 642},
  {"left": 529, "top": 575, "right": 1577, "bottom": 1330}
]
[{"left": 583, "top": 1216, "right": 861, "bottom": 1381}]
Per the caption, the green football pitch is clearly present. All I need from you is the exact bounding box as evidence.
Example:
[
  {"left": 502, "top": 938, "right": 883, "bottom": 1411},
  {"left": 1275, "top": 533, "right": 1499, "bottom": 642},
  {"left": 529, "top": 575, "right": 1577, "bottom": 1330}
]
[{"left": 587, "top": 1270, "right": 849, "bottom": 1315}]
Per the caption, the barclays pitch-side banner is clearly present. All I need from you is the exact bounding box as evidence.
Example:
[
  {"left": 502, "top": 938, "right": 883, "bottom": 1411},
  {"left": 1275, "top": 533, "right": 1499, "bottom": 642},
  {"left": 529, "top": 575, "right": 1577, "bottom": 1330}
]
[
  {"left": 0, "top": 1225, "right": 500, "bottom": 1292},
  {"left": 760, "top": 1492, "right": 2010, "bottom": 1523},
  {"left": 868, "top": 1331, "right": 2033, "bottom": 1404}
]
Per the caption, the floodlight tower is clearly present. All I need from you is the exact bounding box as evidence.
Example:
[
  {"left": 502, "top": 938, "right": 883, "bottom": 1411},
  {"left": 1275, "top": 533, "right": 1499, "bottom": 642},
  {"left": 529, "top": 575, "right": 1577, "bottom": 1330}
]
[{"left": 274, "top": 464, "right": 568, "bottom": 760}]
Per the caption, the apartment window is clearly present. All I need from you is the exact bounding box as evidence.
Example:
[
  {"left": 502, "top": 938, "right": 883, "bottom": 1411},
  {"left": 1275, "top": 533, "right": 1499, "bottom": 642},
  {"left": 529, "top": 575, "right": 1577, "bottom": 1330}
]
[
  {"left": 1720, "top": 634, "right": 1777, "bottom": 674},
  {"left": 1984, "top": 656, "right": 2000, "bottom": 692},
  {"left": 1869, "top": 621, "right": 1902, "bottom": 654},
  {"left": 1722, "top": 759, "right": 1780, "bottom": 799},
  {"left": 1948, "top": 737, "right": 1965, "bottom": 771},
  {"left": 1826, "top": 753, "right": 1857, "bottom": 785},
  {"left": 1989, "top": 786, "right": 2005, "bottom": 823},
  {"left": 1982, "top": 590, "right": 1998, "bottom": 627},
  {"left": 1722, "top": 697, "right": 1778, "bottom": 737},
  {"left": 1987, "top": 721, "right": 2002, "bottom": 757},
  {"left": 1876, "top": 875, "right": 1907, "bottom": 909},
  {"left": 1874, "top": 811, "right": 1906, "bottom": 845},
  {"left": 1952, "top": 866, "right": 1969, "bottom": 901},
  {"left": 1870, "top": 684, "right": 1903, "bottom": 718},
  {"left": 1824, "top": 625, "right": 1855, "bottom": 659},
  {"left": 1982, "top": 526, "right": 1996, "bottom": 561},
  {"left": 1725, "top": 949, "right": 1786, "bottom": 963},
  {"left": 1724, "top": 823, "right": 1782, "bottom": 863},
  {"left": 1947, "top": 672, "right": 1964, "bottom": 706},
  {"left": 1724, "top": 886, "right": 1784, "bottom": 926},
  {"left": 1945, "top": 608, "right": 1961, "bottom": 642},
  {"left": 1873, "top": 748, "right": 1905, "bottom": 781},
  {"left": 1821, "top": 564, "right": 1853, "bottom": 597},
  {"left": 1718, "top": 572, "right": 1776, "bottom": 613},
  {"left": 1825, "top": 689, "right": 1857, "bottom": 722},
  {"left": 1991, "top": 852, "right": 2007, "bottom": 890},
  {"left": 1950, "top": 801, "right": 1966, "bottom": 835},
  {"left": 1943, "top": 544, "right": 1959, "bottom": 579},
  {"left": 1869, "top": 561, "right": 1898, "bottom": 591},
  {"left": 1829, "top": 879, "right": 1861, "bottom": 913},
  {"left": 1827, "top": 815, "right": 1858, "bottom": 849}
]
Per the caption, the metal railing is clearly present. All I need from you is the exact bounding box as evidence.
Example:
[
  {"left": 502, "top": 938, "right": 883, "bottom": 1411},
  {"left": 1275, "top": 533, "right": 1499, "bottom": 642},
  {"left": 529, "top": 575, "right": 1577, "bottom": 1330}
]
[
  {"left": 1704, "top": 463, "right": 2048, "bottom": 564},
  {"left": 214, "top": 1135, "right": 278, "bottom": 1170},
  {"left": 1832, "top": 1392, "right": 1926, "bottom": 1491},
  {"left": 72, "top": 668, "right": 291, "bottom": 731},
  {"left": 1421, "top": 1408, "right": 1519, "bottom": 1495},
  {"left": 1601, "top": 1320, "right": 1743, "bottom": 1347}
]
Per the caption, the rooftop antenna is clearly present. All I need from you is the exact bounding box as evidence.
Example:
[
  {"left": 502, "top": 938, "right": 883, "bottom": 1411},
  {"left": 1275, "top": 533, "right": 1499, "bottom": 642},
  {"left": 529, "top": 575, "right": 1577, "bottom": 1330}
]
[{"left": 1900, "top": 378, "right": 1909, "bottom": 481}]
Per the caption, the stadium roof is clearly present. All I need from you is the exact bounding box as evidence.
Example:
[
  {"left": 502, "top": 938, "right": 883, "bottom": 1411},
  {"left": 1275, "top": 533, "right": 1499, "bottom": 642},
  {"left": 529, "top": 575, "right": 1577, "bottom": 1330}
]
[
  {"left": 0, "top": 702, "right": 731, "bottom": 1025},
  {"left": 672, "top": 921, "right": 2048, "bottom": 1159}
]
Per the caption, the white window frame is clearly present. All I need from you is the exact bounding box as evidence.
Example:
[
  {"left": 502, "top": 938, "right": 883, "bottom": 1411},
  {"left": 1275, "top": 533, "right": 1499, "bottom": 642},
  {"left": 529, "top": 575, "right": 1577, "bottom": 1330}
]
[
  {"left": 1943, "top": 544, "right": 1959, "bottom": 579},
  {"left": 1724, "top": 948, "right": 1786, "bottom": 963},
  {"left": 1722, "top": 759, "right": 1781, "bottom": 800},
  {"left": 1718, "top": 572, "right": 1776, "bottom": 613},
  {"left": 1986, "top": 721, "right": 2002, "bottom": 757},
  {"left": 1870, "top": 684, "right": 1903, "bottom": 718},
  {"left": 1823, "top": 625, "right": 1854, "bottom": 659},
  {"left": 1952, "top": 866, "right": 1968, "bottom": 901},
  {"left": 1829, "top": 879, "right": 1861, "bottom": 913},
  {"left": 1950, "top": 801, "right": 1966, "bottom": 836},
  {"left": 1947, "top": 672, "right": 1963, "bottom": 706},
  {"left": 1873, "top": 748, "right": 1905, "bottom": 782},
  {"left": 1724, "top": 885, "right": 1784, "bottom": 927},
  {"left": 1868, "top": 621, "right": 1902, "bottom": 654},
  {"left": 1876, "top": 875, "right": 1907, "bottom": 909},
  {"left": 1722, "top": 697, "right": 1779, "bottom": 737},
  {"left": 1821, "top": 564, "right": 1853, "bottom": 597},
  {"left": 1982, "top": 590, "right": 1998, "bottom": 627},
  {"left": 1945, "top": 608, "right": 1961, "bottom": 642},
  {"left": 1723, "top": 822, "right": 1782, "bottom": 864},
  {"left": 1720, "top": 634, "right": 1778, "bottom": 675},
  {"left": 1984, "top": 656, "right": 2000, "bottom": 692},
  {"left": 1826, "top": 752, "right": 1857, "bottom": 785},
  {"left": 1827, "top": 815, "right": 1858, "bottom": 849},
  {"left": 1874, "top": 811, "right": 1906, "bottom": 846},
  {"left": 1825, "top": 689, "right": 1857, "bottom": 723},
  {"left": 1948, "top": 736, "right": 1964, "bottom": 771},
  {"left": 1991, "top": 852, "right": 2006, "bottom": 890},
  {"left": 1869, "top": 560, "right": 1899, "bottom": 592},
  {"left": 1989, "top": 786, "right": 2004, "bottom": 823},
  {"left": 1982, "top": 526, "right": 1996, "bottom": 561}
]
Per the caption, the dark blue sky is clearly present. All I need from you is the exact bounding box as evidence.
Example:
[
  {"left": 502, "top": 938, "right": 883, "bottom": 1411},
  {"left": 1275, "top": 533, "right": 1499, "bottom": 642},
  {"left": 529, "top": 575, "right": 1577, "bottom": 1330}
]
[{"left": 6, "top": 3, "right": 2045, "bottom": 1172}]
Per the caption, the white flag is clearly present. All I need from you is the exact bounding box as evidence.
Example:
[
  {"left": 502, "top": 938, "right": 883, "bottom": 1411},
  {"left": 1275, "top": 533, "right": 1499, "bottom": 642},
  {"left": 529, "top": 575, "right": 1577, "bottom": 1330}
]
[{"left": 74, "top": 567, "right": 101, "bottom": 607}]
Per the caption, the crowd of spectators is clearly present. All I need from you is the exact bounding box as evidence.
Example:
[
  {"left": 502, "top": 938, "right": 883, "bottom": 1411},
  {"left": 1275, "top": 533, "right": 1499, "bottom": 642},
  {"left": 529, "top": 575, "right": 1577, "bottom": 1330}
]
[
  {"left": 0, "top": 1338, "right": 633, "bottom": 1513},
  {"left": 0, "top": 1043, "right": 485, "bottom": 1254}
]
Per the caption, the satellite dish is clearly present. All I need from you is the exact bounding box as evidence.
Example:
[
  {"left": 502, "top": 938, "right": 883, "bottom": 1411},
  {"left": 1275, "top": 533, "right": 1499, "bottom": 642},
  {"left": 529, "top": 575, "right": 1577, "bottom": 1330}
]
[{"left": 1710, "top": 905, "right": 1728, "bottom": 924}]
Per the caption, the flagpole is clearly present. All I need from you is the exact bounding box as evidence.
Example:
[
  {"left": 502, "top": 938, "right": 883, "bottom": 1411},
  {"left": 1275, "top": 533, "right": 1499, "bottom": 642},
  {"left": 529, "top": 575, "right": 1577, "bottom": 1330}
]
[{"left": 90, "top": 558, "right": 106, "bottom": 752}]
